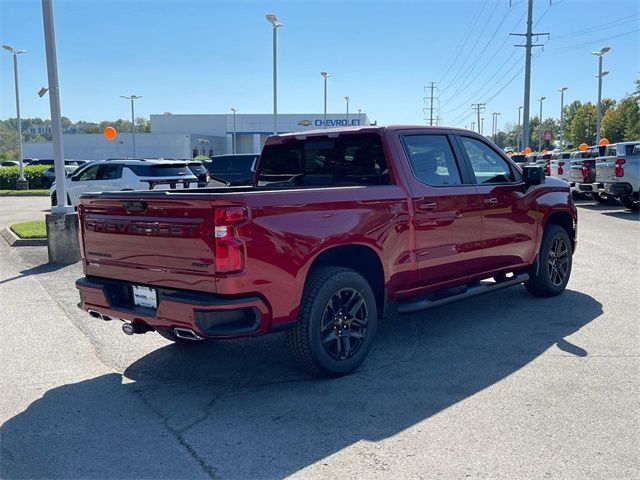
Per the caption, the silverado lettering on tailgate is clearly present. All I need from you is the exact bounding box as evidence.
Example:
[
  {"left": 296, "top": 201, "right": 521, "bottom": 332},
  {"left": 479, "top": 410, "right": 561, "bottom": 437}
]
[{"left": 85, "top": 219, "right": 198, "bottom": 237}]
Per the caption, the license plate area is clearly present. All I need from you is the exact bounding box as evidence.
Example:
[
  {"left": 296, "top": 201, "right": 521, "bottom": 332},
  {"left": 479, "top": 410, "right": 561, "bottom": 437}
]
[{"left": 132, "top": 285, "right": 158, "bottom": 309}]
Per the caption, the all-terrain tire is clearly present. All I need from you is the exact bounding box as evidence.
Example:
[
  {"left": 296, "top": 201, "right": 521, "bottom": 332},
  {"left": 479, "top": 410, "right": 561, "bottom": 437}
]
[
  {"left": 285, "top": 267, "right": 377, "bottom": 377},
  {"left": 525, "top": 224, "right": 573, "bottom": 297}
]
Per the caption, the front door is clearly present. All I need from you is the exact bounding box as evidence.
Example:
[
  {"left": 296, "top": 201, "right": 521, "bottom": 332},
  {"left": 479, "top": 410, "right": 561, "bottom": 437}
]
[
  {"left": 455, "top": 135, "right": 537, "bottom": 273},
  {"left": 396, "top": 131, "right": 483, "bottom": 288}
]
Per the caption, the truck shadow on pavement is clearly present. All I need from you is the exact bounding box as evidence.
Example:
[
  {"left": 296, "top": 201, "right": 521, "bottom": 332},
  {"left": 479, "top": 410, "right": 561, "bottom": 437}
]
[{"left": 1, "top": 288, "right": 602, "bottom": 479}]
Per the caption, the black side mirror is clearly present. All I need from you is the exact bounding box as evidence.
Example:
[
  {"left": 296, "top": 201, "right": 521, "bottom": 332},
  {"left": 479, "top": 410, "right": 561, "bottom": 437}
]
[{"left": 522, "top": 165, "right": 545, "bottom": 188}]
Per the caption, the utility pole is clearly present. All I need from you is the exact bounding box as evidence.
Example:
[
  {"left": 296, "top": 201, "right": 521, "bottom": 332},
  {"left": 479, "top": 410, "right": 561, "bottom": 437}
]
[
  {"left": 424, "top": 82, "right": 437, "bottom": 126},
  {"left": 471, "top": 121, "right": 476, "bottom": 131},
  {"left": 492, "top": 112, "right": 501, "bottom": 140},
  {"left": 480, "top": 117, "right": 485, "bottom": 136},
  {"left": 471, "top": 103, "right": 485, "bottom": 134},
  {"left": 538, "top": 96, "right": 545, "bottom": 151},
  {"left": 511, "top": 0, "right": 549, "bottom": 150},
  {"left": 517, "top": 106, "right": 523, "bottom": 150},
  {"left": 558, "top": 87, "right": 567, "bottom": 149}
]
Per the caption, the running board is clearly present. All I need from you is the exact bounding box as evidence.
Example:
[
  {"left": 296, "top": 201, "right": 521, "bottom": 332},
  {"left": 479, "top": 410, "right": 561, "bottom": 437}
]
[{"left": 397, "top": 273, "right": 529, "bottom": 314}]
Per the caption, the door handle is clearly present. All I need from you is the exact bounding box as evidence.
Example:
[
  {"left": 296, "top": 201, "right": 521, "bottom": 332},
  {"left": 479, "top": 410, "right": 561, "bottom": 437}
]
[
  {"left": 418, "top": 201, "right": 438, "bottom": 212},
  {"left": 483, "top": 197, "right": 498, "bottom": 206}
]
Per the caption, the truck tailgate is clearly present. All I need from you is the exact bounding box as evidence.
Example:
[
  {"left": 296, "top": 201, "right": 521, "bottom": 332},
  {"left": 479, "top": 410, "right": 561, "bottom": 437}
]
[
  {"left": 596, "top": 156, "right": 616, "bottom": 183},
  {"left": 79, "top": 195, "right": 218, "bottom": 292}
]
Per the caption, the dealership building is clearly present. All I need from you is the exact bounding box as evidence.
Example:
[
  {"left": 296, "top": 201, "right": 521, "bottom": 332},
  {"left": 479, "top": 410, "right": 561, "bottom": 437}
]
[{"left": 23, "top": 112, "right": 370, "bottom": 160}]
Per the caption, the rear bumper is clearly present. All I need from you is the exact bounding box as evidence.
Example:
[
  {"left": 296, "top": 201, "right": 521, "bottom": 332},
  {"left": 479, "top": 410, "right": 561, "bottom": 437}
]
[
  {"left": 76, "top": 276, "right": 272, "bottom": 339},
  {"left": 578, "top": 182, "right": 604, "bottom": 193},
  {"left": 603, "top": 182, "right": 633, "bottom": 196}
]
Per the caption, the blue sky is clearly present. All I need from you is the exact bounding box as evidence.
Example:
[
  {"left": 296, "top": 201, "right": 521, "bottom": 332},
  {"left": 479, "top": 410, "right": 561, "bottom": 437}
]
[{"left": 1, "top": 0, "right": 638, "bottom": 130}]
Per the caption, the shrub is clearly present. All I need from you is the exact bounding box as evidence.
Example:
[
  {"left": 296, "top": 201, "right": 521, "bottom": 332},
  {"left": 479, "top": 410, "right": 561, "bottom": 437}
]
[{"left": 0, "top": 165, "right": 49, "bottom": 189}]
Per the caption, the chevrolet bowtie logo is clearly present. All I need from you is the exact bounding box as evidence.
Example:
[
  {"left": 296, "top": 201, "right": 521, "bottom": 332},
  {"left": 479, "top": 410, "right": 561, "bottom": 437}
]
[{"left": 297, "top": 119, "right": 313, "bottom": 126}]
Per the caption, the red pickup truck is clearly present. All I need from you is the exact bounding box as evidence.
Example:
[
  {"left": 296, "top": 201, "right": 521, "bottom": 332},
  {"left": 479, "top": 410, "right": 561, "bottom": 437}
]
[{"left": 76, "top": 126, "right": 577, "bottom": 377}]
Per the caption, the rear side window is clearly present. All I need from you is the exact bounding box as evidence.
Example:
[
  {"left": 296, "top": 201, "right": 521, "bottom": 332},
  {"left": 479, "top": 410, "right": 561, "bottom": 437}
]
[
  {"left": 400, "top": 134, "right": 461, "bottom": 186},
  {"left": 258, "top": 133, "right": 389, "bottom": 187},
  {"left": 459, "top": 136, "right": 515, "bottom": 184},
  {"left": 625, "top": 144, "right": 638, "bottom": 156},
  {"left": 210, "top": 155, "right": 257, "bottom": 172},
  {"left": 126, "top": 163, "right": 190, "bottom": 177},
  {"left": 96, "top": 165, "right": 122, "bottom": 180},
  {"left": 78, "top": 165, "right": 100, "bottom": 181}
]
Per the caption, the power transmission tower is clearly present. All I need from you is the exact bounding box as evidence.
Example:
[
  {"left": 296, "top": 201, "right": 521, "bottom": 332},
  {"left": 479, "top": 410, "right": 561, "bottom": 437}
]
[
  {"left": 471, "top": 103, "right": 486, "bottom": 134},
  {"left": 423, "top": 82, "right": 439, "bottom": 126},
  {"left": 510, "top": 0, "right": 549, "bottom": 149}
]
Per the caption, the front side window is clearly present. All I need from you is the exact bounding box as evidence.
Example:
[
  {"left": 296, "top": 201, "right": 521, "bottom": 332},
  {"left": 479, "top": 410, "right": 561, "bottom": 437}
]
[
  {"left": 78, "top": 165, "right": 99, "bottom": 181},
  {"left": 459, "top": 137, "right": 515, "bottom": 184},
  {"left": 400, "top": 134, "right": 461, "bottom": 186}
]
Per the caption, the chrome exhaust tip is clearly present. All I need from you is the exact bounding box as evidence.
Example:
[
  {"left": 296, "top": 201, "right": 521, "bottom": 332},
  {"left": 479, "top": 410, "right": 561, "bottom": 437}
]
[
  {"left": 173, "top": 327, "right": 205, "bottom": 341},
  {"left": 122, "top": 322, "right": 136, "bottom": 335}
]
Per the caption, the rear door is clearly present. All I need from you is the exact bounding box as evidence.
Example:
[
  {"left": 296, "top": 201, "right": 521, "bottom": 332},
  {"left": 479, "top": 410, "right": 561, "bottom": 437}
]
[
  {"left": 455, "top": 134, "right": 537, "bottom": 273},
  {"left": 396, "top": 130, "right": 484, "bottom": 287}
]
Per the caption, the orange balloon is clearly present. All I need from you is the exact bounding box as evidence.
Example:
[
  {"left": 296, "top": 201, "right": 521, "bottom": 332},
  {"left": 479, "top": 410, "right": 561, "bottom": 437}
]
[
  {"left": 523, "top": 147, "right": 532, "bottom": 154},
  {"left": 579, "top": 143, "right": 588, "bottom": 151},
  {"left": 598, "top": 138, "right": 609, "bottom": 146},
  {"left": 103, "top": 126, "right": 117, "bottom": 140}
]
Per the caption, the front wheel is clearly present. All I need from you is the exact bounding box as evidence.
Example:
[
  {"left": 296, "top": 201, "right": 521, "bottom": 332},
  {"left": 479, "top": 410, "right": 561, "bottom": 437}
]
[
  {"left": 285, "top": 267, "right": 377, "bottom": 377},
  {"left": 525, "top": 224, "right": 573, "bottom": 297}
]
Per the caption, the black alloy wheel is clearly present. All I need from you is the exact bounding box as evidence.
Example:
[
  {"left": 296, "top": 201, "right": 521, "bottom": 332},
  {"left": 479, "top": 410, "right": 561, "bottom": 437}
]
[
  {"left": 547, "top": 237, "right": 569, "bottom": 287},
  {"left": 320, "top": 288, "right": 369, "bottom": 361}
]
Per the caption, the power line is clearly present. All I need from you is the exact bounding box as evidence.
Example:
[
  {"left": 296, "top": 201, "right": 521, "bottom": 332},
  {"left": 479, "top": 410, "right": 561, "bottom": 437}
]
[
  {"left": 545, "top": 29, "right": 640, "bottom": 55},
  {"left": 440, "top": 8, "right": 527, "bottom": 110},
  {"left": 441, "top": 4, "right": 516, "bottom": 103},
  {"left": 552, "top": 14, "right": 639, "bottom": 40},
  {"left": 439, "top": 1, "right": 501, "bottom": 96},
  {"left": 438, "top": 0, "right": 490, "bottom": 84}
]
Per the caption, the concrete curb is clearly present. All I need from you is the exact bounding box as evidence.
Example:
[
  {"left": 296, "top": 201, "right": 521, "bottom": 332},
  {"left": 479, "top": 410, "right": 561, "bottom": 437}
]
[{"left": 1, "top": 227, "right": 47, "bottom": 247}]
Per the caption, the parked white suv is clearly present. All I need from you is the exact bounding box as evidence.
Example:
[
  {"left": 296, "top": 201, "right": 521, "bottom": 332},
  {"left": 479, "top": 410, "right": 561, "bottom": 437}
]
[{"left": 50, "top": 158, "right": 199, "bottom": 206}]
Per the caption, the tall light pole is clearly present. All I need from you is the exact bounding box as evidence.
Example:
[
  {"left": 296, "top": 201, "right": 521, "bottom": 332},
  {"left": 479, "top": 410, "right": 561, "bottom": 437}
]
[
  {"left": 357, "top": 108, "right": 362, "bottom": 125},
  {"left": 344, "top": 96, "right": 350, "bottom": 124},
  {"left": 2, "top": 44, "right": 27, "bottom": 187},
  {"left": 120, "top": 95, "right": 142, "bottom": 157},
  {"left": 592, "top": 47, "right": 610, "bottom": 143},
  {"left": 538, "top": 96, "right": 545, "bottom": 151},
  {"left": 557, "top": 87, "right": 568, "bottom": 149},
  {"left": 517, "top": 105, "right": 523, "bottom": 150},
  {"left": 321, "top": 71, "right": 330, "bottom": 128},
  {"left": 492, "top": 112, "right": 501, "bottom": 141},
  {"left": 266, "top": 14, "right": 282, "bottom": 135},
  {"left": 230, "top": 107, "right": 237, "bottom": 154}
]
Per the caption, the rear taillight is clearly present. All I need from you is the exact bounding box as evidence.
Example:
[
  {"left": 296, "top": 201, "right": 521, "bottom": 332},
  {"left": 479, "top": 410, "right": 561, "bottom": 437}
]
[
  {"left": 213, "top": 206, "right": 247, "bottom": 273},
  {"left": 545, "top": 162, "right": 551, "bottom": 176},
  {"left": 558, "top": 161, "right": 564, "bottom": 176},
  {"left": 581, "top": 161, "right": 589, "bottom": 177},
  {"left": 614, "top": 158, "right": 625, "bottom": 177}
]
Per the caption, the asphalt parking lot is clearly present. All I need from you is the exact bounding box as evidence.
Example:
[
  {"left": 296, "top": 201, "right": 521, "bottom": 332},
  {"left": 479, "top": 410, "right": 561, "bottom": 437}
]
[{"left": 0, "top": 197, "right": 638, "bottom": 479}]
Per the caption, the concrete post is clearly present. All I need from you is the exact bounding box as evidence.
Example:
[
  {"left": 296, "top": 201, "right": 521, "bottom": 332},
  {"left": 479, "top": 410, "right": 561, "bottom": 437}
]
[{"left": 46, "top": 213, "right": 81, "bottom": 264}]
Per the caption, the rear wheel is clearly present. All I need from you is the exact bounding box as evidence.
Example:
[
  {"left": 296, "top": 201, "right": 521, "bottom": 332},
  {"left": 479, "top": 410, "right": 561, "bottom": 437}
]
[
  {"left": 619, "top": 194, "right": 639, "bottom": 211},
  {"left": 525, "top": 224, "right": 572, "bottom": 297},
  {"left": 285, "top": 267, "right": 377, "bottom": 377}
]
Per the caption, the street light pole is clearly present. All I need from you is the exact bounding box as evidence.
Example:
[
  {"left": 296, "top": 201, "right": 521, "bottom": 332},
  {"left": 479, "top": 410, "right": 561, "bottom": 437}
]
[
  {"left": 558, "top": 87, "right": 568, "bottom": 149},
  {"left": 2, "top": 44, "right": 27, "bottom": 186},
  {"left": 592, "top": 47, "right": 610, "bottom": 143},
  {"left": 344, "top": 96, "right": 350, "bottom": 124},
  {"left": 538, "top": 96, "right": 545, "bottom": 151},
  {"left": 357, "top": 109, "right": 362, "bottom": 125},
  {"left": 266, "top": 14, "right": 282, "bottom": 135},
  {"left": 321, "top": 72, "right": 330, "bottom": 128},
  {"left": 230, "top": 107, "right": 237, "bottom": 154},
  {"left": 120, "top": 95, "right": 142, "bottom": 157}
]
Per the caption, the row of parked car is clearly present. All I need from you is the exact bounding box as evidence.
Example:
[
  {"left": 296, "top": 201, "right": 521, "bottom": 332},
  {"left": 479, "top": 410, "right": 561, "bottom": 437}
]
[
  {"left": 0, "top": 154, "right": 259, "bottom": 206},
  {"left": 508, "top": 141, "right": 639, "bottom": 211}
]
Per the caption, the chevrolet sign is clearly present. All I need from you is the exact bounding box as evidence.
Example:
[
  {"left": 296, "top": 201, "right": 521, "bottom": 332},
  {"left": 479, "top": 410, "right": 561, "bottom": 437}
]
[{"left": 298, "top": 120, "right": 313, "bottom": 126}]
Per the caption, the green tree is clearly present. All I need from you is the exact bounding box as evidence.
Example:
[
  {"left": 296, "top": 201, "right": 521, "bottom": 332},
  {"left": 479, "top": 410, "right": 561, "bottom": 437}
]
[
  {"left": 601, "top": 107, "right": 624, "bottom": 143},
  {"left": 618, "top": 95, "right": 640, "bottom": 140},
  {"left": 567, "top": 102, "right": 596, "bottom": 145}
]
